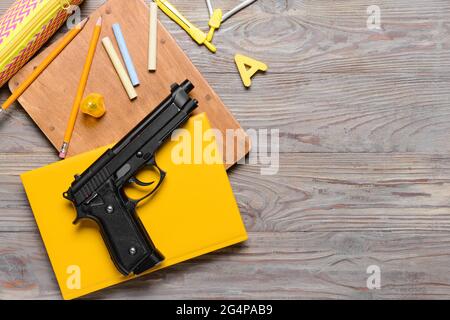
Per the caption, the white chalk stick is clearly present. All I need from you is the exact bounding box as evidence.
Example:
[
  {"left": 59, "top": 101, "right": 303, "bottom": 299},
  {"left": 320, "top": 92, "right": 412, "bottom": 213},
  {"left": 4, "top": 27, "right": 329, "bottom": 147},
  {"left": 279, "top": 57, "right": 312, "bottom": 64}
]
[
  {"left": 102, "top": 37, "right": 137, "bottom": 100},
  {"left": 148, "top": 2, "right": 158, "bottom": 71}
]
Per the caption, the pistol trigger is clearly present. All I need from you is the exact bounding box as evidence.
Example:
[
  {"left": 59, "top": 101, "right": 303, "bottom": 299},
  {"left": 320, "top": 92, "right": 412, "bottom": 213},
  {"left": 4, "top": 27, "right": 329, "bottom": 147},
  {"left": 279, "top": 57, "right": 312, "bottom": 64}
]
[
  {"left": 148, "top": 157, "right": 167, "bottom": 180},
  {"left": 127, "top": 159, "right": 167, "bottom": 206},
  {"left": 147, "top": 156, "right": 156, "bottom": 166},
  {"left": 129, "top": 176, "right": 155, "bottom": 187}
]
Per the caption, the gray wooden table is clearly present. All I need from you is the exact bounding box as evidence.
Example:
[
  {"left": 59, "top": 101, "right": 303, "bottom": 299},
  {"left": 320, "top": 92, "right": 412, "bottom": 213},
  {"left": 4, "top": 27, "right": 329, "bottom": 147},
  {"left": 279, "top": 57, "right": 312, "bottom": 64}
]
[{"left": 1, "top": 0, "right": 450, "bottom": 299}]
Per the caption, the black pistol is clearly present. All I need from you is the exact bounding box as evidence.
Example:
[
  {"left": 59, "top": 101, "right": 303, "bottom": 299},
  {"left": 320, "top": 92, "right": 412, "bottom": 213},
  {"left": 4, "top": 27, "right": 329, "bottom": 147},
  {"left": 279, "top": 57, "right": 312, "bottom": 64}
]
[{"left": 63, "top": 80, "right": 198, "bottom": 276}]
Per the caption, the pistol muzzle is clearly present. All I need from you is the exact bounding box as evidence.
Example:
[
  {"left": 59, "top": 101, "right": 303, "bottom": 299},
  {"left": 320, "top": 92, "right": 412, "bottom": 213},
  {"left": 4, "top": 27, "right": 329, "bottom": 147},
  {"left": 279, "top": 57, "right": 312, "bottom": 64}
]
[{"left": 180, "top": 79, "right": 194, "bottom": 94}]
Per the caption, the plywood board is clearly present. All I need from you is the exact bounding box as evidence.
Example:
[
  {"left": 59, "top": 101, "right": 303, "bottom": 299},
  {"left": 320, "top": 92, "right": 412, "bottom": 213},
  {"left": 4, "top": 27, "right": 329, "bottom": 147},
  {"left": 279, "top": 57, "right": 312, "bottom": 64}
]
[{"left": 9, "top": 0, "right": 249, "bottom": 167}]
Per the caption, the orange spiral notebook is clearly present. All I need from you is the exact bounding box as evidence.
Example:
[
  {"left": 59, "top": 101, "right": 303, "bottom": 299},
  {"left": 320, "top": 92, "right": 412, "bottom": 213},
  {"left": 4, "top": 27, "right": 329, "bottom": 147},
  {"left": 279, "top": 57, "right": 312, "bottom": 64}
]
[{"left": 21, "top": 113, "right": 247, "bottom": 300}]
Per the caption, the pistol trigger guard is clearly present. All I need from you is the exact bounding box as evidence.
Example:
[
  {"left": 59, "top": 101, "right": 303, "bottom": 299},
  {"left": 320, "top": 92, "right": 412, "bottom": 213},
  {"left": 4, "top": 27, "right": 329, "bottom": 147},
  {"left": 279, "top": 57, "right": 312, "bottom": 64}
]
[
  {"left": 73, "top": 206, "right": 89, "bottom": 225},
  {"left": 129, "top": 159, "right": 166, "bottom": 207}
]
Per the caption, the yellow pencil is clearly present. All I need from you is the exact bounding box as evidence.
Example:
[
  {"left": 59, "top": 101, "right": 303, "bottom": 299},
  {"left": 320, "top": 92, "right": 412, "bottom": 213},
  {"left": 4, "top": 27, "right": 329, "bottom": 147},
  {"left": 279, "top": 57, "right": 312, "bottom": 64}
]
[
  {"left": 59, "top": 17, "right": 102, "bottom": 159},
  {"left": 0, "top": 18, "right": 89, "bottom": 113}
]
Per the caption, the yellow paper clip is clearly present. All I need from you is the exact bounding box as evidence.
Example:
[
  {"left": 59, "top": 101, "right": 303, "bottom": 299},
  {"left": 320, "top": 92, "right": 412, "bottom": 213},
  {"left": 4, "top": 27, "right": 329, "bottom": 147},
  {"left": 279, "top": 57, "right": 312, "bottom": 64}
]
[
  {"left": 155, "top": 0, "right": 216, "bottom": 53},
  {"left": 207, "top": 9, "right": 222, "bottom": 42}
]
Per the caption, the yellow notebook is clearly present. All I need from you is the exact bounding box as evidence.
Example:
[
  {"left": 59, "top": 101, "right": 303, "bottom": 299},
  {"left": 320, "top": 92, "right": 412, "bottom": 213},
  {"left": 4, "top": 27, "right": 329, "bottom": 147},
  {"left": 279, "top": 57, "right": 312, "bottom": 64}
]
[{"left": 21, "top": 113, "right": 247, "bottom": 300}]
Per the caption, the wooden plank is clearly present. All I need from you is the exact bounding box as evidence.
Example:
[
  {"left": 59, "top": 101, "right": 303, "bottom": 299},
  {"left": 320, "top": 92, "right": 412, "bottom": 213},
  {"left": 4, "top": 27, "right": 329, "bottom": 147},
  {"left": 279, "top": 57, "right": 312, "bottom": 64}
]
[
  {"left": 9, "top": 0, "right": 249, "bottom": 165},
  {"left": 0, "top": 106, "right": 54, "bottom": 153},
  {"left": 217, "top": 72, "right": 450, "bottom": 153},
  {"left": 2, "top": 152, "right": 450, "bottom": 233},
  {"left": 3, "top": 230, "right": 450, "bottom": 299},
  {"left": 4, "top": 72, "right": 450, "bottom": 154},
  {"left": 126, "top": 0, "right": 450, "bottom": 75},
  {"left": 1, "top": 0, "right": 449, "bottom": 76}
]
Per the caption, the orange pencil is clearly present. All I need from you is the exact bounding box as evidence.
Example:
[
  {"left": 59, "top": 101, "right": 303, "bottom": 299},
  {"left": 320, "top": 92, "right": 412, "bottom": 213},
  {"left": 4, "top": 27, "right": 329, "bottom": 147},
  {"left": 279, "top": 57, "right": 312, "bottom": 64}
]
[
  {"left": 59, "top": 17, "right": 102, "bottom": 159},
  {"left": 0, "top": 18, "right": 89, "bottom": 113}
]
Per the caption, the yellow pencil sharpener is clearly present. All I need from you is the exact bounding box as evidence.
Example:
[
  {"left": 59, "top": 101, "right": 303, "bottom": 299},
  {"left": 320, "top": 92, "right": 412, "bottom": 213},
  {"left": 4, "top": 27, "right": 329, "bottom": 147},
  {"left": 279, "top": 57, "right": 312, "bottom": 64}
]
[{"left": 81, "top": 93, "right": 106, "bottom": 118}]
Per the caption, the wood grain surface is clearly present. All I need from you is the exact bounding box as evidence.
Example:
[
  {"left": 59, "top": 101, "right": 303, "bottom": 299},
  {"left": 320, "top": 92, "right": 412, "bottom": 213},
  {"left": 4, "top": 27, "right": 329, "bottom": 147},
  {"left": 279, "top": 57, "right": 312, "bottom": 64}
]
[
  {"left": 1, "top": 0, "right": 450, "bottom": 299},
  {"left": 9, "top": 0, "right": 249, "bottom": 165}
]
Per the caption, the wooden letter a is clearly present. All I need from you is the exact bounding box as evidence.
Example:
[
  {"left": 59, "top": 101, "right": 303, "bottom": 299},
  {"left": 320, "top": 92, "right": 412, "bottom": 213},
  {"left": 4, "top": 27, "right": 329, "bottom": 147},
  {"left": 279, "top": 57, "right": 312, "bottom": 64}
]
[{"left": 235, "top": 54, "right": 268, "bottom": 88}]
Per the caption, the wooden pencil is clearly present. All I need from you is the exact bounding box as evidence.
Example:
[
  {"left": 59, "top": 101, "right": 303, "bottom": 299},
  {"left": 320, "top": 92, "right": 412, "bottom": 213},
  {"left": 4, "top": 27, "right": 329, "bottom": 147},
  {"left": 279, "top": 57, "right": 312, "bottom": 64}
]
[
  {"left": 59, "top": 17, "right": 103, "bottom": 159},
  {"left": 0, "top": 18, "right": 89, "bottom": 113}
]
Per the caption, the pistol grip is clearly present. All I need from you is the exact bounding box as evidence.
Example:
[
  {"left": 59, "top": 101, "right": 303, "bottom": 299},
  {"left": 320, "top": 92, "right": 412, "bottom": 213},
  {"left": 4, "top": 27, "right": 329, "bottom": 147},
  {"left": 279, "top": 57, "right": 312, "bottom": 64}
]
[{"left": 82, "top": 180, "right": 164, "bottom": 275}]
